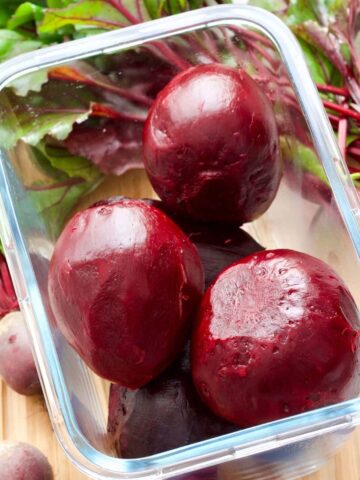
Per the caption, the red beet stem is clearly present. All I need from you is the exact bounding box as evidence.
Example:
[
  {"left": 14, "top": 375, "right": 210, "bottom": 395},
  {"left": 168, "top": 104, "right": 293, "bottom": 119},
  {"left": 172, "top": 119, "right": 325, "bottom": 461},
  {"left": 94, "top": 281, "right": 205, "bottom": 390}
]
[
  {"left": 317, "top": 84, "right": 350, "bottom": 97},
  {"left": 347, "top": 146, "right": 360, "bottom": 158},
  {"left": 323, "top": 100, "right": 360, "bottom": 122},
  {"left": 105, "top": 0, "right": 139, "bottom": 24}
]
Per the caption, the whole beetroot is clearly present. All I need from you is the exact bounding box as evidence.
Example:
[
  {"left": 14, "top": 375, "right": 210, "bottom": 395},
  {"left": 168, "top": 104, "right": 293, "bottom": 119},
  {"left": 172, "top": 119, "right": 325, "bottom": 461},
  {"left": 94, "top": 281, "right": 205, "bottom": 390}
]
[
  {"left": 0, "top": 311, "right": 41, "bottom": 396},
  {"left": 143, "top": 64, "right": 282, "bottom": 223},
  {"left": 145, "top": 199, "right": 264, "bottom": 288},
  {"left": 108, "top": 346, "right": 236, "bottom": 458},
  {"left": 0, "top": 442, "right": 53, "bottom": 479},
  {"left": 192, "top": 249, "right": 360, "bottom": 428},
  {"left": 48, "top": 198, "right": 204, "bottom": 388}
]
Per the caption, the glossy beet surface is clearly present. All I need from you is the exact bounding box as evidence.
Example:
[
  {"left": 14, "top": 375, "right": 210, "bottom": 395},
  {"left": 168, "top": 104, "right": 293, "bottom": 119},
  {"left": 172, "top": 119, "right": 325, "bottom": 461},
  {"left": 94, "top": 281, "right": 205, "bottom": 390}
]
[
  {"left": 145, "top": 199, "right": 264, "bottom": 288},
  {"left": 192, "top": 249, "right": 360, "bottom": 428},
  {"left": 108, "top": 346, "right": 236, "bottom": 458},
  {"left": 143, "top": 64, "right": 282, "bottom": 223},
  {"left": 48, "top": 198, "right": 204, "bottom": 388}
]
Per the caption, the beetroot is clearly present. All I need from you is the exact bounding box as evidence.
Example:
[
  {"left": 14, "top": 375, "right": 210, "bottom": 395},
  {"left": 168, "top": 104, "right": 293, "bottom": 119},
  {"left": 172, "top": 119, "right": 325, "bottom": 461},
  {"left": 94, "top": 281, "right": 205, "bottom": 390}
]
[
  {"left": 0, "top": 254, "right": 18, "bottom": 318},
  {"left": 192, "top": 249, "right": 360, "bottom": 428},
  {"left": 145, "top": 199, "right": 265, "bottom": 288},
  {"left": 0, "top": 442, "right": 53, "bottom": 480},
  {"left": 143, "top": 64, "right": 282, "bottom": 223},
  {"left": 48, "top": 198, "right": 204, "bottom": 388},
  {"left": 108, "top": 346, "right": 236, "bottom": 458},
  {"left": 0, "top": 311, "right": 41, "bottom": 396}
]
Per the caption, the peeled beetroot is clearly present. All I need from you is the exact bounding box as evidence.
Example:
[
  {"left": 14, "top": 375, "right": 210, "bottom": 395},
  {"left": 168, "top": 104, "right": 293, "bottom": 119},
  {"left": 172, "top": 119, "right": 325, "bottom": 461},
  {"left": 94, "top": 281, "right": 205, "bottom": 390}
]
[
  {"left": 192, "top": 249, "right": 360, "bottom": 428},
  {"left": 48, "top": 198, "right": 204, "bottom": 388},
  {"left": 108, "top": 346, "right": 236, "bottom": 458},
  {"left": 143, "top": 64, "right": 282, "bottom": 223},
  {"left": 145, "top": 199, "right": 264, "bottom": 288}
]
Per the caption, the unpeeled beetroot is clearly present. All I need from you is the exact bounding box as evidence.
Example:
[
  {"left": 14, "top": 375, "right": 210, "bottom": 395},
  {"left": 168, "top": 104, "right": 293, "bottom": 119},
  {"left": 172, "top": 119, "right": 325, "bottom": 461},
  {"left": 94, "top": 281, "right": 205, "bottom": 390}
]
[
  {"left": 0, "top": 311, "right": 41, "bottom": 396},
  {"left": 108, "top": 346, "right": 236, "bottom": 458},
  {"left": 192, "top": 249, "right": 360, "bottom": 428},
  {"left": 0, "top": 442, "right": 53, "bottom": 480},
  {"left": 48, "top": 198, "right": 204, "bottom": 388},
  {"left": 143, "top": 64, "right": 282, "bottom": 223}
]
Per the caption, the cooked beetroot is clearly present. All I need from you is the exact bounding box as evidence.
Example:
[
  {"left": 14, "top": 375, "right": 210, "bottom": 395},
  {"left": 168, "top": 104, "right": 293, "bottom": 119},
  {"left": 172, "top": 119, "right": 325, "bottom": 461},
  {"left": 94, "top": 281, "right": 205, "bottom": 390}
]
[
  {"left": 0, "top": 442, "right": 53, "bottom": 479},
  {"left": 143, "top": 64, "right": 282, "bottom": 223},
  {"left": 48, "top": 198, "right": 204, "bottom": 388},
  {"left": 145, "top": 199, "right": 265, "bottom": 288},
  {"left": 108, "top": 346, "right": 236, "bottom": 458},
  {"left": 0, "top": 311, "right": 41, "bottom": 396},
  {"left": 192, "top": 249, "right": 360, "bottom": 428}
]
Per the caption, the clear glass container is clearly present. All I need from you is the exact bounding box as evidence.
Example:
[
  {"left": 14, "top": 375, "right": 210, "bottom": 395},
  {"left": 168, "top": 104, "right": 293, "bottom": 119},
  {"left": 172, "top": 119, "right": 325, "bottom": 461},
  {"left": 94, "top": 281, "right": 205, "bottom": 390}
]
[{"left": 0, "top": 5, "right": 359, "bottom": 480}]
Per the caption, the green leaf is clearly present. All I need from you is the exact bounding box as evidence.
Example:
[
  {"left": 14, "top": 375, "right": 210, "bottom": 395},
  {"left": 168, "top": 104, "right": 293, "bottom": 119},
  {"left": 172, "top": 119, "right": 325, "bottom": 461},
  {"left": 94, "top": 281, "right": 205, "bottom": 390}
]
[
  {"left": 0, "top": 29, "right": 42, "bottom": 60},
  {"left": 0, "top": 83, "right": 95, "bottom": 149},
  {"left": 346, "top": 134, "right": 359, "bottom": 147},
  {"left": 25, "top": 110, "right": 90, "bottom": 145},
  {"left": 297, "top": 37, "right": 341, "bottom": 86},
  {"left": 143, "top": 0, "right": 163, "bottom": 19},
  {"left": 37, "top": 142, "right": 101, "bottom": 182},
  {"left": 11, "top": 70, "right": 49, "bottom": 97},
  {"left": 286, "top": 0, "right": 318, "bottom": 26},
  {"left": 38, "top": 0, "right": 130, "bottom": 34},
  {"left": 248, "top": 0, "right": 287, "bottom": 11},
  {"left": 47, "top": 0, "right": 74, "bottom": 6},
  {"left": 0, "top": 0, "right": 45, "bottom": 27},
  {"left": 28, "top": 142, "right": 102, "bottom": 239},
  {"left": 294, "top": 20, "right": 348, "bottom": 77},
  {"left": 281, "top": 137, "right": 328, "bottom": 184},
  {"left": 29, "top": 179, "right": 93, "bottom": 238},
  {"left": 0, "top": 30, "right": 47, "bottom": 96},
  {"left": 7, "top": 2, "right": 44, "bottom": 30}
]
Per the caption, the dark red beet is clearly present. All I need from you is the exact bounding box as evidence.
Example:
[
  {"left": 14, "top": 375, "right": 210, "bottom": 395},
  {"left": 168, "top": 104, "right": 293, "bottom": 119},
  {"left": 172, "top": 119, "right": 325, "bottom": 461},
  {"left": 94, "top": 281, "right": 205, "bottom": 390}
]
[
  {"left": 192, "top": 249, "right": 360, "bottom": 428},
  {"left": 48, "top": 198, "right": 204, "bottom": 388},
  {"left": 143, "top": 64, "right": 282, "bottom": 223},
  {"left": 108, "top": 346, "right": 236, "bottom": 458},
  {"left": 145, "top": 199, "right": 265, "bottom": 288},
  {"left": 0, "top": 254, "right": 19, "bottom": 318}
]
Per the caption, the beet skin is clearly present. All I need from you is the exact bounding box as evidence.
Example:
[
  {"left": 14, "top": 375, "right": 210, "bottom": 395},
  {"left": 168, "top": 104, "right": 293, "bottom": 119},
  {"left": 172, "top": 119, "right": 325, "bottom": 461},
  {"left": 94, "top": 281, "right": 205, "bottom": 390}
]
[
  {"left": 0, "top": 311, "right": 41, "bottom": 396},
  {"left": 143, "top": 64, "right": 282, "bottom": 223},
  {"left": 48, "top": 198, "right": 204, "bottom": 388},
  {"left": 108, "top": 346, "right": 236, "bottom": 458},
  {"left": 192, "top": 249, "right": 360, "bottom": 427}
]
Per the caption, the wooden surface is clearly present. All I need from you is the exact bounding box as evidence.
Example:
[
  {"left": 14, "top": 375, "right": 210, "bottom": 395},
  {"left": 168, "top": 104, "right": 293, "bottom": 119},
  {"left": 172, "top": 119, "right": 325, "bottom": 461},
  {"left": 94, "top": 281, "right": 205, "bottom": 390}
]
[{"left": 0, "top": 170, "right": 359, "bottom": 480}]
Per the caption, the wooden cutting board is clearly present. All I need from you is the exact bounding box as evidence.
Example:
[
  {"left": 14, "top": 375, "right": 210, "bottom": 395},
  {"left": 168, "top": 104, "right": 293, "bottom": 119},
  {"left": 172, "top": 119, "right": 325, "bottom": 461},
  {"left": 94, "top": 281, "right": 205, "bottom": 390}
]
[
  {"left": 1, "top": 379, "right": 360, "bottom": 480},
  {"left": 0, "top": 170, "right": 359, "bottom": 480}
]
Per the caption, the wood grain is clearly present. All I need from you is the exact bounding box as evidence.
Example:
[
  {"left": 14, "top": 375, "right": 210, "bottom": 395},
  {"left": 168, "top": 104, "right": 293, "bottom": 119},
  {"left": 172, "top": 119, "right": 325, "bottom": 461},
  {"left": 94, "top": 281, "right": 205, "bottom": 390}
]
[
  {"left": 0, "top": 170, "right": 359, "bottom": 480},
  {"left": 1, "top": 379, "right": 359, "bottom": 480}
]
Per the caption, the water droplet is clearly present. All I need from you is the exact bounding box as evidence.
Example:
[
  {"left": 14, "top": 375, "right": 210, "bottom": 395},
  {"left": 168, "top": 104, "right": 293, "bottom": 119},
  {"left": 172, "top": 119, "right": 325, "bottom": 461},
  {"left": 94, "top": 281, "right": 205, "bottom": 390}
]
[
  {"left": 283, "top": 403, "right": 290, "bottom": 413},
  {"left": 272, "top": 346, "right": 279, "bottom": 354},
  {"left": 279, "top": 268, "right": 287, "bottom": 275}
]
